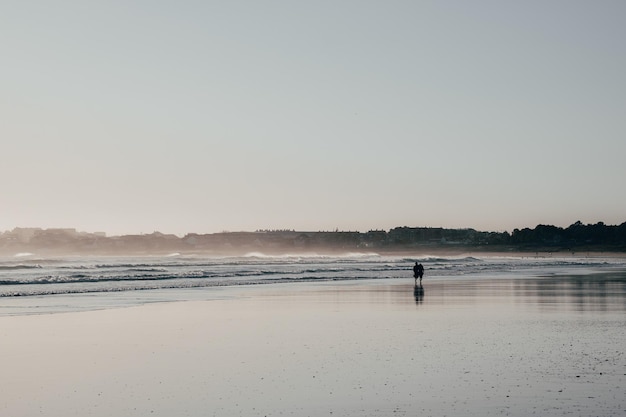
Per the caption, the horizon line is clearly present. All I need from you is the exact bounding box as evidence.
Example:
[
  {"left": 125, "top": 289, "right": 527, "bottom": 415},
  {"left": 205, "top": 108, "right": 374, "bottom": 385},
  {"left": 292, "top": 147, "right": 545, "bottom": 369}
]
[{"left": 3, "top": 220, "right": 625, "bottom": 238}]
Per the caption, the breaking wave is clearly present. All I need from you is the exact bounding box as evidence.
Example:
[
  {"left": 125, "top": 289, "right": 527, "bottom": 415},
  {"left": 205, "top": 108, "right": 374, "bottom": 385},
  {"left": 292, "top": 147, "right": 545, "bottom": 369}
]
[{"left": 1, "top": 253, "right": 624, "bottom": 297}]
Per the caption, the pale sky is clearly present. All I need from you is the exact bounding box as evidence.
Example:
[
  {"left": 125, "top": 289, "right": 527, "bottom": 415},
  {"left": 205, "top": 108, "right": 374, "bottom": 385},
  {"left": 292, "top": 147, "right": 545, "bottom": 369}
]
[{"left": 2, "top": 1, "right": 625, "bottom": 236}]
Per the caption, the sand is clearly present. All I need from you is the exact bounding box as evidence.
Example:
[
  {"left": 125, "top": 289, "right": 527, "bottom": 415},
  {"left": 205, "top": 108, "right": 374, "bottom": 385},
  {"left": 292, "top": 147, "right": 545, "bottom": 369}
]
[{"left": 1, "top": 277, "right": 624, "bottom": 417}]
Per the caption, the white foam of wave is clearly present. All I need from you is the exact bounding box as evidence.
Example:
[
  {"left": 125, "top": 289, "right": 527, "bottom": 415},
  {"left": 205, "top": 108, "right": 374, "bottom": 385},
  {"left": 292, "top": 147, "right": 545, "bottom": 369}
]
[
  {"left": 243, "top": 252, "right": 327, "bottom": 259},
  {"left": 337, "top": 252, "right": 381, "bottom": 258},
  {"left": 14, "top": 253, "right": 34, "bottom": 258},
  {"left": 242, "top": 252, "right": 381, "bottom": 259}
]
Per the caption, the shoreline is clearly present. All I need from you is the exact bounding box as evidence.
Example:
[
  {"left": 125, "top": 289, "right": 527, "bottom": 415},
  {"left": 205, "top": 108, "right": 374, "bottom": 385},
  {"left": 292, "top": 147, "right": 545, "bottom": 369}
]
[
  {"left": 3, "top": 258, "right": 626, "bottom": 317},
  {"left": 2, "top": 273, "right": 625, "bottom": 416}
]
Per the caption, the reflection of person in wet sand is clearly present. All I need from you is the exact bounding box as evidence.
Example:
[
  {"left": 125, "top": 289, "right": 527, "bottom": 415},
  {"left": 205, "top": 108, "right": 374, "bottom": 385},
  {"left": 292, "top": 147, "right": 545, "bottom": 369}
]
[
  {"left": 414, "top": 284, "right": 424, "bottom": 304},
  {"left": 413, "top": 262, "right": 424, "bottom": 285}
]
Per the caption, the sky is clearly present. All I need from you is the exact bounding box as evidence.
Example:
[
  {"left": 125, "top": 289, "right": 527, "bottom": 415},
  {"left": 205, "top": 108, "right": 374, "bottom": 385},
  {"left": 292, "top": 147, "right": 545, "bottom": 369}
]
[{"left": 2, "top": 1, "right": 625, "bottom": 236}]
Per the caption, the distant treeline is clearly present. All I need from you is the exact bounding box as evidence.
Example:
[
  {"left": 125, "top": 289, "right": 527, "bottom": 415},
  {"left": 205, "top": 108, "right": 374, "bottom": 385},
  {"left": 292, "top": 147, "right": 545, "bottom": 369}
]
[
  {"left": 378, "top": 221, "right": 626, "bottom": 251},
  {"left": 508, "top": 221, "right": 626, "bottom": 249},
  {"left": 388, "top": 221, "right": 626, "bottom": 250},
  {"left": 1, "top": 221, "right": 626, "bottom": 255}
]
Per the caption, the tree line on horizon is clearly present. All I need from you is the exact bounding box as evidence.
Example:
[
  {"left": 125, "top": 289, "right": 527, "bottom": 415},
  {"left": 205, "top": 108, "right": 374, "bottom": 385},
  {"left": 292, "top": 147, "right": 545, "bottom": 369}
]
[
  {"left": 1, "top": 221, "right": 625, "bottom": 254},
  {"left": 384, "top": 221, "right": 626, "bottom": 250},
  {"left": 507, "top": 221, "right": 626, "bottom": 249}
]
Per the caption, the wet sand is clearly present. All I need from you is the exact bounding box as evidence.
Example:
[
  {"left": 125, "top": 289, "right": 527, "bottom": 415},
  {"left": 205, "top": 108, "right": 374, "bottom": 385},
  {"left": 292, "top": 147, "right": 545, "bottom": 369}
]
[{"left": 1, "top": 275, "right": 625, "bottom": 416}]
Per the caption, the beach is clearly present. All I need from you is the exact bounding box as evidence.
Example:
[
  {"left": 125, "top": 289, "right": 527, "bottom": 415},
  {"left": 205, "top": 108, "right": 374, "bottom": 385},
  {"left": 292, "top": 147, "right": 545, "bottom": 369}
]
[{"left": 1, "top": 270, "right": 625, "bottom": 417}]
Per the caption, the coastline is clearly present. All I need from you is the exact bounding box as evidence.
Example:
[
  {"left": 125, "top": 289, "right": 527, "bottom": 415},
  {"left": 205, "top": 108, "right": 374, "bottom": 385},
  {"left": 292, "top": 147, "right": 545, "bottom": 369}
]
[{"left": 3, "top": 222, "right": 626, "bottom": 257}]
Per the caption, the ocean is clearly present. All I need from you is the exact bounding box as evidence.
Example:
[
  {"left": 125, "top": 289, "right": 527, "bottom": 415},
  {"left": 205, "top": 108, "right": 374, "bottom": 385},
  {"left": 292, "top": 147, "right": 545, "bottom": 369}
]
[
  {"left": 2, "top": 252, "right": 626, "bottom": 315},
  {"left": 2, "top": 252, "right": 626, "bottom": 416}
]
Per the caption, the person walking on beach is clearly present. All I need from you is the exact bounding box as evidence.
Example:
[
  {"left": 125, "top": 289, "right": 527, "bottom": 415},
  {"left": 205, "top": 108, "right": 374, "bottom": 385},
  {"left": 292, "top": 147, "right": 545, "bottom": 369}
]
[{"left": 413, "top": 262, "right": 424, "bottom": 285}]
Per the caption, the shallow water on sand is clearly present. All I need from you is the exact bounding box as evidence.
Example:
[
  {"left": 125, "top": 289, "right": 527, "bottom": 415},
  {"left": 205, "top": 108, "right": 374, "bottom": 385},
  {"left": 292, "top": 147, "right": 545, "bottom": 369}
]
[
  {"left": 274, "top": 270, "right": 626, "bottom": 313},
  {"left": 1, "top": 271, "right": 624, "bottom": 417},
  {"left": 237, "top": 274, "right": 626, "bottom": 416}
]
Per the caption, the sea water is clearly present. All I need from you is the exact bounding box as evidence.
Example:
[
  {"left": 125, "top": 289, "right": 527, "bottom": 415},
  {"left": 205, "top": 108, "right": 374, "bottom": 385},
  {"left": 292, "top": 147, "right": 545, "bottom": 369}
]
[
  {"left": 1, "top": 252, "right": 625, "bottom": 315},
  {"left": 1, "top": 253, "right": 625, "bottom": 416}
]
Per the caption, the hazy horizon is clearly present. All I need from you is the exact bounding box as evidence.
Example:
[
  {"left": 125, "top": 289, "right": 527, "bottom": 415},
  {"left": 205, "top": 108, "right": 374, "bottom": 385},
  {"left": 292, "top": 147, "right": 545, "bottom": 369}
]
[
  {"left": 4, "top": 218, "right": 625, "bottom": 239},
  {"left": 3, "top": 1, "right": 625, "bottom": 237}
]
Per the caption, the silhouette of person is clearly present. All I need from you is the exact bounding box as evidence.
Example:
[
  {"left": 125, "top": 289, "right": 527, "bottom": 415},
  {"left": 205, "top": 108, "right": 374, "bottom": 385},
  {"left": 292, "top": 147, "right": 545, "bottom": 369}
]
[
  {"left": 413, "top": 262, "right": 424, "bottom": 284},
  {"left": 413, "top": 262, "right": 424, "bottom": 285}
]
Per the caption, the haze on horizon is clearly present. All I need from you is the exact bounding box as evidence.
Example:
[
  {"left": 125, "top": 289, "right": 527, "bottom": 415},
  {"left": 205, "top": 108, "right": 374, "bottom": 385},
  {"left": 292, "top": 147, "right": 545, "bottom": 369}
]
[{"left": 2, "top": 1, "right": 625, "bottom": 237}]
